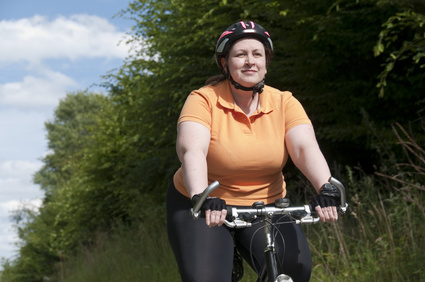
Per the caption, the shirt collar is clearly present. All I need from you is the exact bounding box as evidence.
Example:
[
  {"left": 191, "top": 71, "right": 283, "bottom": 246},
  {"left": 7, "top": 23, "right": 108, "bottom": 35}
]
[{"left": 217, "top": 80, "right": 273, "bottom": 114}]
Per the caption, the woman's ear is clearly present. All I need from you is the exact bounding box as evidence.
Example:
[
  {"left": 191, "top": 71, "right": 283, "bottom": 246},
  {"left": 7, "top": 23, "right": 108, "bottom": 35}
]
[
  {"left": 220, "top": 57, "right": 227, "bottom": 70},
  {"left": 220, "top": 57, "right": 229, "bottom": 77}
]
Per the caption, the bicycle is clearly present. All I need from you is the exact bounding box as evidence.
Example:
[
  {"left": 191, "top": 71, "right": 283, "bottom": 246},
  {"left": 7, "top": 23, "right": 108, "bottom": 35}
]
[{"left": 191, "top": 177, "right": 348, "bottom": 282}]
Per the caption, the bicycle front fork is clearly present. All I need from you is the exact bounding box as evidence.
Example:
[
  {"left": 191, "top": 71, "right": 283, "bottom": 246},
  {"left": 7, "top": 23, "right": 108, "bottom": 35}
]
[
  {"left": 262, "top": 223, "right": 293, "bottom": 282},
  {"left": 264, "top": 222, "right": 279, "bottom": 281}
]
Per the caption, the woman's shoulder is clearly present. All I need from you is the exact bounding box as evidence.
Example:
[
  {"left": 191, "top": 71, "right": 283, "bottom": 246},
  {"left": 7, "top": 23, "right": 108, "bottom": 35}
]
[
  {"left": 263, "top": 85, "right": 296, "bottom": 101},
  {"left": 196, "top": 81, "right": 227, "bottom": 95},
  {"left": 190, "top": 81, "right": 232, "bottom": 106},
  {"left": 188, "top": 82, "right": 217, "bottom": 100}
]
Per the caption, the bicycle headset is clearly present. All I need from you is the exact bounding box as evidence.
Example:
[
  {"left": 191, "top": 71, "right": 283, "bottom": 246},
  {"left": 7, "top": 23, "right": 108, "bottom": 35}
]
[{"left": 215, "top": 21, "right": 274, "bottom": 97}]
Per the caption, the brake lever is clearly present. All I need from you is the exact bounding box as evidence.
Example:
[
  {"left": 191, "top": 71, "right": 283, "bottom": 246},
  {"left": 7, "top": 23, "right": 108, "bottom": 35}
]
[
  {"left": 291, "top": 205, "right": 319, "bottom": 224},
  {"left": 224, "top": 219, "right": 253, "bottom": 228}
]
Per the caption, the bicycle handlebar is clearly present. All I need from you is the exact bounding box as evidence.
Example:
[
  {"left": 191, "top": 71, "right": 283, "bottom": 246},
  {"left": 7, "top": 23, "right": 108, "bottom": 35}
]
[
  {"left": 190, "top": 177, "right": 348, "bottom": 227},
  {"left": 224, "top": 204, "right": 320, "bottom": 228}
]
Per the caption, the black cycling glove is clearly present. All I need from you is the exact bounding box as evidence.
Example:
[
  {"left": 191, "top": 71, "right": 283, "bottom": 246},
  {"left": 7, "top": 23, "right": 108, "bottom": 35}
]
[
  {"left": 311, "top": 183, "right": 341, "bottom": 209},
  {"left": 191, "top": 194, "right": 226, "bottom": 212}
]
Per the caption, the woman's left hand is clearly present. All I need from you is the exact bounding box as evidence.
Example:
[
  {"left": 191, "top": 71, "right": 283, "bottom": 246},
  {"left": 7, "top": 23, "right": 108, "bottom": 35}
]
[{"left": 311, "top": 183, "right": 341, "bottom": 222}]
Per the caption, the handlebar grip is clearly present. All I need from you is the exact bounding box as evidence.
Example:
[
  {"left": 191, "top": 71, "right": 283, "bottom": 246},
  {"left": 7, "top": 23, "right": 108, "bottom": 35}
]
[
  {"left": 329, "top": 177, "right": 348, "bottom": 213},
  {"left": 226, "top": 206, "right": 234, "bottom": 220},
  {"left": 309, "top": 204, "right": 317, "bottom": 217},
  {"left": 191, "top": 181, "right": 220, "bottom": 219}
]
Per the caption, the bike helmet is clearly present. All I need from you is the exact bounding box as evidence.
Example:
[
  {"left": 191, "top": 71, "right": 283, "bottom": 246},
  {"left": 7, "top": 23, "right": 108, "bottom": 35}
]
[
  {"left": 215, "top": 21, "right": 273, "bottom": 76},
  {"left": 215, "top": 21, "right": 273, "bottom": 96}
]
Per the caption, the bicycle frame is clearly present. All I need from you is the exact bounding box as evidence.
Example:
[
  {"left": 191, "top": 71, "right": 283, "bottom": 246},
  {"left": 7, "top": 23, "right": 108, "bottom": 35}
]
[
  {"left": 262, "top": 211, "right": 284, "bottom": 282},
  {"left": 225, "top": 201, "right": 318, "bottom": 282},
  {"left": 190, "top": 177, "right": 348, "bottom": 282}
]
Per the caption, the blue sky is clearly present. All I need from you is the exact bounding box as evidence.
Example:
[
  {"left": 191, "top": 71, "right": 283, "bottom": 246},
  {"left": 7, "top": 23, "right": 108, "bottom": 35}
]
[{"left": 0, "top": 0, "right": 135, "bottom": 262}]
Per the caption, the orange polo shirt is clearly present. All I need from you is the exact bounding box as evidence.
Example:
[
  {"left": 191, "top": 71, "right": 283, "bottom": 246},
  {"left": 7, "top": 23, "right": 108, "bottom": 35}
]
[{"left": 173, "top": 80, "right": 312, "bottom": 206}]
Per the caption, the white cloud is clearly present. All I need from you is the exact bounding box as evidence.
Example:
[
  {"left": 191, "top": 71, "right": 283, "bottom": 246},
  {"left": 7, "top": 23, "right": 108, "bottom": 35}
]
[
  {"left": 0, "top": 199, "right": 42, "bottom": 215},
  {"left": 0, "top": 14, "right": 132, "bottom": 110},
  {"left": 0, "top": 69, "right": 79, "bottom": 109},
  {"left": 0, "top": 160, "right": 44, "bottom": 198},
  {"left": 0, "top": 14, "right": 130, "bottom": 64},
  {"left": 0, "top": 159, "right": 42, "bottom": 179},
  {"left": 0, "top": 199, "right": 42, "bottom": 220}
]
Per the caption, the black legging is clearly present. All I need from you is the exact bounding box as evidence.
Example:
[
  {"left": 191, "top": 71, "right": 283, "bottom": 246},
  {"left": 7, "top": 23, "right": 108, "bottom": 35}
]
[{"left": 166, "top": 182, "right": 312, "bottom": 282}]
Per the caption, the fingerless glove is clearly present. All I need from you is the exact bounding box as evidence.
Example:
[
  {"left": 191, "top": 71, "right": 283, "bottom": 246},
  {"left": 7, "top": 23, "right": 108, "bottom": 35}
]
[
  {"left": 191, "top": 194, "right": 226, "bottom": 212},
  {"left": 311, "top": 183, "right": 341, "bottom": 208}
]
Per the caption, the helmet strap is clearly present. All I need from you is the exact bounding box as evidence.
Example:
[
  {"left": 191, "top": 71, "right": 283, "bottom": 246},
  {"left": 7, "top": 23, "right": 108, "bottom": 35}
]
[{"left": 229, "top": 75, "right": 265, "bottom": 99}]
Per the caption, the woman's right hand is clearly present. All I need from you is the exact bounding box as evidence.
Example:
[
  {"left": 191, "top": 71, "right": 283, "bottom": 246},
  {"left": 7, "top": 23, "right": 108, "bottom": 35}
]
[{"left": 191, "top": 195, "right": 227, "bottom": 227}]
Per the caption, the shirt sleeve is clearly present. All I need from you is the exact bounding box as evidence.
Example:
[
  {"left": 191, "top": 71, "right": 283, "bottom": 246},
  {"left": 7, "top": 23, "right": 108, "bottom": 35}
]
[
  {"left": 284, "top": 94, "right": 312, "bottom": 133},
  {"left": 177, "top": 91, "right": 212, "bottom": 131}
]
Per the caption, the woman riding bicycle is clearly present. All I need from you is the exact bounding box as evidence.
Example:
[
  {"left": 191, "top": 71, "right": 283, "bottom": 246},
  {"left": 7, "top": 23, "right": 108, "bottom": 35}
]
[{"left": 167, "top": 21, "right": 341, "bottom": 282}]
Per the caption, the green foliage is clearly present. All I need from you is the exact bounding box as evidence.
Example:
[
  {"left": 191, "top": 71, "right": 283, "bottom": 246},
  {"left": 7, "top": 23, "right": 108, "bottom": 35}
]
[
  {"left": 308, "top": 124, "right": 425, "bottom": 281},
  {"left": 1, "top": 207, "right": 59, "bottom": 282},
  {"left": 1, "top": 92, "right": 112, "bottom": 281},
  {"left": 269, "top": 0, "right": 424, "bottom": 168},
  {"left": 2, "top": 0, "right": 425, "bottom": 280},
  {"left": 374, "top": 1, "right": 425, "bottom": 97},
  {"left": 34, "top": 92, "right": 109, "bottom": 197}
]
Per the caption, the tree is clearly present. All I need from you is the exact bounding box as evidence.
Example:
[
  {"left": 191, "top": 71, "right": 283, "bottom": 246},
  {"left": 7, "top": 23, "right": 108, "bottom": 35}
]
[
  {"left": 1, "top": 92, "right": 111, "bottom": 281},
  {"left": 374, "top": 0, "right": 425, "bottom": 97},
  {"left": 34, "top": 91, "right": 109, "bottom": 199}
]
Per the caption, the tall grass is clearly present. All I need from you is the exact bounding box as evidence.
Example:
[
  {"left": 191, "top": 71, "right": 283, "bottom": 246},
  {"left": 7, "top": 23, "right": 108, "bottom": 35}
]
[
  {"left": 54, "top": 222, "right": 180, "bottom": 282},
  {"left": 308, "top": 175, "right": 425, "bottom": 281},
  {"left": 55, "top": 124, "right": 425, "bottom": 281},
  {"left": 309, "top": 123, "right": 425, "bottom": 281}
]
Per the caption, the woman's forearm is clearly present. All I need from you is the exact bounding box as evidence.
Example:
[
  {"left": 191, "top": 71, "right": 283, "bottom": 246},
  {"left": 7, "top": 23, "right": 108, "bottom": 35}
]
[
  {"left": 176, "top": 121, "right": 211, "bottom": 198},
  {"left": 292, "top": 146, "right": 331, "bottom": 192},
  {"left": 286, "top": 124, "right": 331, "bottom": 192},
  {"left": 181, "top": 150, "right": 209, "bottom": 198}
]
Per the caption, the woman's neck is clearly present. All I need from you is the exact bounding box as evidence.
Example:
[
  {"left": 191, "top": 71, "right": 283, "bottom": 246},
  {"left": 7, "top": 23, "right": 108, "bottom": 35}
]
[{"left": 231, "top": 86, "right": 259, "bottom": 117}]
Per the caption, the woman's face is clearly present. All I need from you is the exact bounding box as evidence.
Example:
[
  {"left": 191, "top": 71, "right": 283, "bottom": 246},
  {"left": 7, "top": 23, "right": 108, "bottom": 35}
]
[{"left": 222, "top": 38, "right": 267, "bottom": 88}]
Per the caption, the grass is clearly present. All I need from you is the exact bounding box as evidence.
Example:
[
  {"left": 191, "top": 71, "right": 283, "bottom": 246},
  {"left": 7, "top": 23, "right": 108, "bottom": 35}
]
[
  {"left": 54, "top": 222, "right": 261, "bottom": 282},
  {"left": 55, "top": 223, "right": 180, "bottom": 282},
  {"left": 307, "top": 183, "right": 425, "bottom": 281}
]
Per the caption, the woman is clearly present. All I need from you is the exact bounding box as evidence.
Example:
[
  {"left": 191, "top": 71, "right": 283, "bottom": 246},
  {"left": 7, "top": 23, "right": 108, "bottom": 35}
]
[{"left": 167, "top": 21, "right": 341, "bottom": 282}]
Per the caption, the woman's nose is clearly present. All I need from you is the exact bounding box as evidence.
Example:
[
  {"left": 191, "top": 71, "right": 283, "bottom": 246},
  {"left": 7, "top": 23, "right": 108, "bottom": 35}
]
[{"left": 245, "top": 55, "right": 254, "bottom": 65}]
